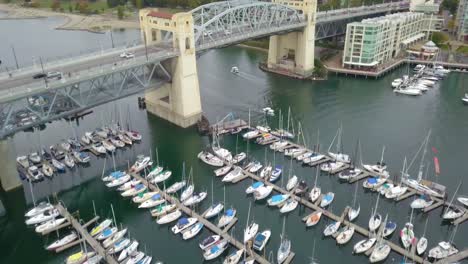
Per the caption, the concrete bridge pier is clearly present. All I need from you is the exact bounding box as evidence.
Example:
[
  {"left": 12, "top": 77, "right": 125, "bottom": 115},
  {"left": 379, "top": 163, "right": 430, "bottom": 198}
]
[
  {"left": 267, "top": 0, "right": 317, "bottom": 77},
  {"left": 140, "top": 10, "right": 202, "bottom": 128},
  {"left": 0, "top": 139, "right": 22, "bottom": 192}
]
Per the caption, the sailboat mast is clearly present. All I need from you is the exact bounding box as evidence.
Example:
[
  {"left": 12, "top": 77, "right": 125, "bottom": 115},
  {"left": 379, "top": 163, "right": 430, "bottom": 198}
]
[
  {"left": 111, "top": 203, "right": 117, "bottom": 227},
  {"left": 328, "top": 128, "right": 339, "bottom": 153},
  {"left": 352, "top": 180, "right": 358, "bottom": 208},
  {"left": 313, "top": 167, "right": 319, "bottom": 187},
  {"left": 287, "top": 107, "right": 291, "bottom": 133},
  {"left": 417, "top": 131, "right": 431, "bottom": 181},
  {"left": 380, "top": 146, "right": 386, "bottom": 164}
]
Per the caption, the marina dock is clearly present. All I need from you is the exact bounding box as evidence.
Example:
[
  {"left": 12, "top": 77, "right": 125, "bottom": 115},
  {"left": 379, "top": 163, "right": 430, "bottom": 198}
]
[
  {"left": 55, "top": 203, "right": 118, "bottom": 264},
  {"left": 130, "top": 172, "right": 273, "bottom": 264}
]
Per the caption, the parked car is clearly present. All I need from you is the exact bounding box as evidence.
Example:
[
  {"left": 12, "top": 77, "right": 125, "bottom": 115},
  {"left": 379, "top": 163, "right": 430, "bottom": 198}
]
[{"left": 120, "top": 52, "right": 134, "bottom": 59}]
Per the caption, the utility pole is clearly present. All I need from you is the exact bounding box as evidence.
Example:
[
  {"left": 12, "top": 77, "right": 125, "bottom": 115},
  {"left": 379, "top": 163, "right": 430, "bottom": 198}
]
[
  {"left": 110, "top": 30, "right": 115, "bottom": 49},
  {"left": 144, "top": 32, "right": 149, "bottom": 61},
  {"left": 39, "top": 57, "right": 48, "bottom": 88},
  {"left": 11, "top": 46, "right": 19, "bottom": 70}
]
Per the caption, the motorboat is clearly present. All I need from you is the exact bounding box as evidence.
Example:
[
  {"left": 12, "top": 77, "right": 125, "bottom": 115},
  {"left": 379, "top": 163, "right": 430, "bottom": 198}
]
[
  {"left": 363, "top": 177, "right": 386, "bottom": 189},
  {"left": 243, "top": 130, "right": 260, "bottom": 140},
  {"left": 280, "top": 198, "right": 298, "bottom": 214},
  {"left": 126, "top": 130, "right": 142, "bottom": 141},
  {"left": 130, "top": 156, "right": 152, "bottom": 173},
  {"left": 262, "top": 107, "right": 275, "bottom": 116},
  {"left": 383, "top": 221, "right": 397, "bottom": 237},
  {"left": 106, "top": 174, "right": 131, "bottom": 188},
  {"left": 256, "top": 125, "right": 271, "bottom": 133},
  {"left": 151, "top": 170, "right": 172, "bottom": 184},
  {"left": 73, "top": 151, "right": 90, "bottom": 163},
  {"left": 80, "top": 133, "right": 92, "bottom": 145},
  {"left": 50, "top": 145, "right": 65, "bottom": 159},
  {"left": 103, "top": 170, "right": 126, "bottom": 182},
  {"left": 157, "top": 209, "right": 182, "bottom": 224},
  {"left": 377, "top": 183, "right": 394, "bottom": 196},
  {"left": 294, "top": 181, "right": 308, "bottom": 196},
  {"left": 231, "top": 66, "right": 239, "bottom": 74},
  {"left": 411, "top": 195, "right": 434, "bottom": 209},
  {"left": 151, "top": 203, "right": 177, "bottom": 217},
  {"left": 139, "top": 194, "right": 164, "bottom": 208},
  {"left": 166, "top": 181, "right": 186, "bottom": 194},
  {"left": 391, "top": 78, "right": 403, "bottom": 88},
  {"left": 108, "top": 238, "right": 130, "bottom": 254},
  {"left": 277, "top": 237, "right": 291, "bottom": 264},
  {"left": 328, "top": 152, "right": 351, "bottom": 163},
  {"left": 66, "top": 251, "right": 95, "bottom": 264},
  {"left": 180, "top": 185, "right": 194, "bottom": 202},
  {"left": 203, "top": 240, "right": 228, "bottom": 260},
  {"left": 286, "top": 175, "right": 298, "bottom": 191},
  {"left": 363, "top": 162, "right": 389, "bottom": 177},
  {"left": 51, "top": 159, "right": 66, "bottom": 172},
  {"left": 91, "top": 142, "right": 106, "bottom": 154},
  {"left": 110, "top": 137, "right": 125, "bottom": 148},
  {"left": 417, "top": 236, "right": 428, "bottom": 255},
  {"left": 249, "top": 162, "right": 263, "bottom": 173},
  {"left": 369, "top": 243, "right": 391, "bottom": 263},
  {"left": 121, "top": 184, "right": 146, "bottom": 197},
  {"left": 214, "top": 165, "right": 232, "bottom": 177},
  {"left": 102, "top": 140, "right": 116, "bottom": 152},
  {"left": 25, "top": 209, "right": 60, "bottom": 225},
  {"left": 309, "top": 186, "right": 321, "bottom": 203},
  {"left": 259, "top": 165, "right": 272, "bottom": 178},
  {"left": 304, "top": 153, "right": 325, "bottom": 164},
  {"left": 182, "top": 222, "right": 204, "bottom": 240},
  {"left": 232, "top": 152, "right": 246, "bottom": 164},
  {"left": 348, "top": 205, "right": 360, "bottom": 222},
  {"left": 268, "top": 194, "right": 289, "bottom": 207},
  {"left": 198, "top": 151, "right": 224, "bottom": 167},
  {"left": 306, "top": 211, "right": 322, "bottom": 227},
  {"left": 393, "top": 86, "right": 422, "bottom": 96},
  {"left": 320, "top": 162, "right": 345, "bottom": 173},
  {"left": 338, "top": 168, "right": 362, "bottom": 181},
  {"left": 369, "top": 214, "right": 382, "bottom": 232},
  {"left": 126, "top": 251, "right": 146, "bottom": 264},
  {"left": 254, "top": 186, "right": 273, "bottom": 200},
  {"left": 64, "top": 154, "right": 75, "bottom": 168},
  {"left": 183, "top": 192, "right": 207, "bottom": 206},
  {"left": 132, "top": 191, "right": 159, "bottom": 203},
  {"left": 462, "top": 94, "right": 468, "bottom": 104},
  {"left": 428, "top": 241, "right": 458, "bottom": 260},
  {"left": 414, "top": 64, "right": 425, "bottom": 72},
  {"left": 385, "top": 185, "right": 408, "bottom": 199},
  {"left": 217, "top": 208, "right": 236, "bottom": 228},
  {"left": 442, "top": 207, "right": 464, "bottom": 220},
  {"left": 199, "top": 235, "right": 221, "bottom": 250},
  {"left": 46, "top": 232, "right": 77, "bottom": 250},
  {"left": 29, "top": 152, "right": 41, "bottom": 164},
  {"left": 203, "top": 202, "right": 224, "bottom": 219},
  {"left": 284, "top": 148, "right": 304, "bottom": 157},
  {"left": 117, "top": 179, "right": 141, "bottom": 192},
  {"left": 118, "top": 240, "right": 138, "bottom": 262},
  {"left": 28, "top": 165, "right": 45, "bottom": 180},
  {"left": 224, "top": 249, "right": 244, "bottom": 264},
  {"left": 320, "top": 192, "right": 334, "bottom": 208},
  {"left": 35, "top": 218, "right": 67, "bottom": 233},
  {"left": 253, "top": 230, "right": 271, "bottom": 251},
  {"left": 323, "top": 221, "right": 340, "bottom": 236},
  {"left": 244, "top": 222, "right": 259, "bottom": 243},
  {"left": 90, "top": 219, "right": 112, "bottom": 236},
  {"left": 353, "top": 238, "right": 376, "bottom": 254},
  {"left": 212, "top": 145, "right": 232, "bottom": 162},
  {"left": 222, "top": 167, "right": 243, "bottom": 182},
  {"left": 400, "top": 223, "right": 415, "bottom": 249},
  {"left": 171, "top": 217, "right": 197, "bottom": 234},
  {"left": 336, "top": 226, "right": 355, "bottom": 245},
  {"left": 25, "top": 201, "right": 54, "bottom": 218},
  {"left": 246, "top": 181, "right": 264, "bottom": 194},
  {"left": 118, "top": 133, "right": 133, "bottom": 145},
  {"left": 96, "top": 227, "right": 117, "bottom": 240},
  {"left": 269, "top": 166, "right": 282, "bottom": 183},
  {"left": 103, "top": 228, "right": 127, "bottom": 248},
  {"left": 59, "top": 141, "right": 71, "bottom": 152},
  {"left": 256, "top": 133, "right": 275, "bottom": 145}
]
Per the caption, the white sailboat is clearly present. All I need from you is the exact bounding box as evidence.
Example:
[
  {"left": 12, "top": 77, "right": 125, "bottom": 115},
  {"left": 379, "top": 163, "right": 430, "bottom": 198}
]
[
  {"left": 348, "top": 182, "right": 360, "bottom": 221},
  {"left": 443, "top": 181, "right": 464, "bottom": 220},
  {"left": 368, "top": 195, "right": 382, "bottom": 232},
  {"left": 277, "top": 217, "right": 291, "bottom": 264},
  {"left": 309, "top": 167, "right": 321, "bottom": 203},
  {"left": 417, "top": 218, "right": 429, "bottom": 255},
  {"left": 327, "top": 126, "right": 350, "bottom": 164},
  {"left": 243, "top": 203, "right": 258, "bottom": 243}
]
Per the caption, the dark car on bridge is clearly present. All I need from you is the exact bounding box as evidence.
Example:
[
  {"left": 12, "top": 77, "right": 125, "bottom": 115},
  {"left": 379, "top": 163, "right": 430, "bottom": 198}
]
[{"left": 32, "top": 73, "right": 47, "bottom": 79}]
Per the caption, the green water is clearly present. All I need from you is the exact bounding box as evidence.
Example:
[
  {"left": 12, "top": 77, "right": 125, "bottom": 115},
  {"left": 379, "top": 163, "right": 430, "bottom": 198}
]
[{"left": 1, "top": 22, "right": 468, "bottom": 264}]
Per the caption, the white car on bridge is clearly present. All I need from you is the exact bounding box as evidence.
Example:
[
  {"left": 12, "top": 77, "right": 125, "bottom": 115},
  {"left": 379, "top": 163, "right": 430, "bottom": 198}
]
[{"left": 120, "top": 52, "right": 135, "bottom": 59}]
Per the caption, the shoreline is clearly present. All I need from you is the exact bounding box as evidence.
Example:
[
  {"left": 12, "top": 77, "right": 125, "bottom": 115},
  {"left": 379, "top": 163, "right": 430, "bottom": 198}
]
[{"left": 0, "top": 3, "right": 140, "bottom": 33}]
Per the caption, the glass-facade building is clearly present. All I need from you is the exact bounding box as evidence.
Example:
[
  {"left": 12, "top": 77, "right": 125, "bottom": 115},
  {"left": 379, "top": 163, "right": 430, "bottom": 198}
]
[{"left": 456, "top": 0, "right": 468, "bottom": 42}]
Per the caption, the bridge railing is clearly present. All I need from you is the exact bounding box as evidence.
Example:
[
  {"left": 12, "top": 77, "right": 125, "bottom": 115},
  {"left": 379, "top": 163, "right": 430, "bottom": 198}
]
[
  {"left": 0, "top": 49, "right": 178, "bottom": 104},
  {"left": 0, "top": 41, "right": 142, "bottom": 80}
]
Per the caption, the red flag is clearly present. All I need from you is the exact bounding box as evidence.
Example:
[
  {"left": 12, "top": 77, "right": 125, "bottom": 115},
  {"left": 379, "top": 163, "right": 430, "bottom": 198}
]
[
  {"left": 432, "top": 147, "right": 438, "bottom": 154},
  {"left": 434, "top": 157, "right": 440, "bottom": 175}
]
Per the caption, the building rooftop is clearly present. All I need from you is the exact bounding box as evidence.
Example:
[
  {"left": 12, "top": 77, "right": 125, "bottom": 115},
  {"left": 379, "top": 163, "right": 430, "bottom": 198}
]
[
  {"left": 350, "top": 12, "right": 423, "bottom": 26},
  {"left": 148, "top": 11, "right": 173, "bottom": 19}
]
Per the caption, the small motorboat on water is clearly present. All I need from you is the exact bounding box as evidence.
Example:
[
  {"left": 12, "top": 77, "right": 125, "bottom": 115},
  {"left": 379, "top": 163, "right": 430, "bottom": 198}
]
[
  {"left": 428, "top": 241, "right": 458, "bottom": 260},
  {"left": 232, "top": 152, "right": 246, "bottom": 164},
  {"left": 25, "top": 202, "right": 54, "bottom": 218},
  {"left": 64, "top": 154, "right": 75, "bottom": 168},
  {"left": 171, "top": 217, "right": 197, "bottom": 234},
  {"left": 46, "top": 232, "right": 77, "bottom": 250},
  {"left": 90, "top": 219, "right": 112, "bottom": 237},
  {"left": 199, "top": 235, "right": 221, "bottom": 250},
  {"left": 35, "top": 218, "right": 67, "bottom": 233},
  {"left": 338, "top": 167, "right": 361, "bottom": 181},
  {"left": 26, "top": 209, "right": 60, "bottom": 225},
  {"left": 328, "top": 152, "right": 351, "bottom": 163},
  {"left": 157, "top": 209, "right": 182, "bottom": 224},
  {"left": 118, "top": 133, "right": 133, "bottom": 145},
  {"left": 363, "top": 177, "right": 386, "bottom": 189},
  {"left": 130, "top": 156, "right": 152, "bottom": 173},
  {"left": 306, "top": 211, "right": 322, "bottom": 227},
  {"left": 91, "top": 142, "right": 106, "bottom": 155},
  {"left": 51, "top": 159, "right": 66, "bottom": 172},
  {"left": 182, "top": 222, "right": 204, "bottom": 240},
  {"left": 125, "top": 130, "right": 142, "bottom": 141},
  {"left": 363, "top": 162, "right": 390, "bottom": 177},
  {"left": 253, "top": 230, "right": 271, "bottom": 251},
  {"left": 214, "top": 165, "right": 232, "bottom": 177},
  {"left": 243, "top": 130, "right": 260, "bottom": 140},
  {"left": 110, "top": 137, "right": 125, "bottom": 148},
  {"left": 246, "top": 181, "right": 264, "bottom": 194},
  {"left": 230, "top": 66, "right": 239, "bottom": 74},
  {"left": 269, "top": 166, "right": 282, "bottom": 183},
  {"left": 411, "top": 195, "right": 434, "bottom": 209},
  {"left": 267, "top": 194, "right": 289, "bottom": 207},
  {"left": 73, "top": 151, "right": 90, "bottom": 164},
  {"left": 203, "top": 240, "right": 228, "bottom": 261},
  {"left": 102, "top": 140, "right": 116, "bottom": 152},
  {"left": 28, "top": 165, "right": 45, "bottom": 180},
  {"left": 217, "top": 208, "right": 236, "bottom": 228},
  {"left": 462, "top": 94, "right": 468, "bottom": 104},
  {"left": 259, "top": 165, "right": 272, "bottom": 178},
  {"left": 262, "top": 107, "right": 275, "bottom": 116},
  {"left": 29, "top": 152, "right": 41, "bottom": 164},
  {"left": 198, "top": 151, "right": 224, "bottom": 167},
  {"left": 223, "top": 249, "right": 244, "bottom": 264},
  {"left": 222, "top": 167, "right": 243, "bottom": 182},
  {"left": 249, "top": 161, "right": 263, "bottom": 173}
]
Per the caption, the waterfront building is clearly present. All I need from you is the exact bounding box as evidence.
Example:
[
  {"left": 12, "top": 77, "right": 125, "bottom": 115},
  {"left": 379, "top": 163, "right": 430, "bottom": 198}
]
[
  {"left": 342, "top": 11, "right": 442, "bottom": 70},
  {"left": 456, "top": 0, "right": 468, "bottom": 42}
]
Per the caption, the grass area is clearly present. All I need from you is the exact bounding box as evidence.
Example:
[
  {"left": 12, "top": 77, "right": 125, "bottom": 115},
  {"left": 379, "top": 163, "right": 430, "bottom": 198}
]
[
  {"left": 456, "top": 45, "right": 468, "bottom": 55},
  {"left": 2, "top": 0, "right": 110, "bottom": 13}
]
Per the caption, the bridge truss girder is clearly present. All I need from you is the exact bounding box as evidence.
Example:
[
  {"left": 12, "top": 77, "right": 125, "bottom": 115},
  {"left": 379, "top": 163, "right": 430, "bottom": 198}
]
[{"left": 0, "top": 62, "right": 171, "bottom": 138}]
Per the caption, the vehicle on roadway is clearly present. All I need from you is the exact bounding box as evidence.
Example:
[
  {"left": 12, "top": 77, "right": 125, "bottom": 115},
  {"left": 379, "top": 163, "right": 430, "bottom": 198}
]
[
  {"left": 33, "top": 73, "right": 47, "bottom": 79},
  {"left": 120, "top": 52, "right": 135, "bottom": 59},
  {"left": 46, "top": 71, "right": 62, "bottom": 79}
]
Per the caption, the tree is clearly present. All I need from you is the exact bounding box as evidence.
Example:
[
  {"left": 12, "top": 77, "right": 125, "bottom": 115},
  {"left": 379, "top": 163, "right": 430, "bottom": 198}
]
[
  {"left": 188, "top": 0, "right": 200, "bottom": 9},
  {"left": 431, "top": 32, "right": 449, "bottom": 46},
  {"left": 117, "top": 5, "right": 124, "bottom": 19},
  {"left": 68, "top": 4, "right": 73, "bottom": 12},
  {"left": 135, "top": 0, "right": 143, "bottom": 9},
  {"left": 154, "top": 0, "right": 168, "bottom": 7},
  {"left": 51, "top": 0, "right": 61, "bottom": 11},
  {"left": 441, "top": 0, "right": 459, "bottom": 15},
  {"left": 77, "top": 0, "right": 89, "bottom": 14},
  {"left": 448, "top": 18, "right": 456, "bottom": 32}
]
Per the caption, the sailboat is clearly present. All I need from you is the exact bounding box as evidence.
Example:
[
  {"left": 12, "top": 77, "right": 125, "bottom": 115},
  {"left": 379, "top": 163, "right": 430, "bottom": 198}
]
[
  {"left": 442, "top": 181, "right": 464, "bottom": 220},
  {"left": 368, "top": 194, "right": 382, "bottom": 232},
  {"left": 400, "top": 208, "right": 416, "bottom": 249},
  {"left": 348, "top": 182, "right": 360, "bottom": 221},
  {"left": 386, "top": 157, "right": 409, "bottom": 199},
  {"left": 363, "top": 146, "right": 390, "bottom": 178},
  {"left": 243, "top": 203, "right": 259, "bottom": 243},
  {"left": 218, "top": 186, "right": 237, "bottom": 228},
  {"left": 428, "top": 225, "right": 459, "bottom": 260},
  {"left": 277, "top": 217, "right": 291, "bottom": 264},
  {"left": 336, "top": 225, "right": 355, "bottom": 245},
  {"left": 417, "top": 218, "right": 429, "bottom": 255},
  {"left": 305, "top": 211, "right": 322, "bottom": 227},
  {"left": 203, "top": 180, "right": 224, "bottom": 219},
  {"left": 309, "top": 239, "right": 319, "bottom": 264},
  {"left": 309, "top": 167, "right": 321, "bottom": 203},
  {"left": 286, "top": 158, "right": 298, "bottom": 191},
  {"left": 369, "top": 215, "right": 391, "bottom": 263},
  {"left": 327, "top": 126, "right": 350, "bottom": 164}
]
